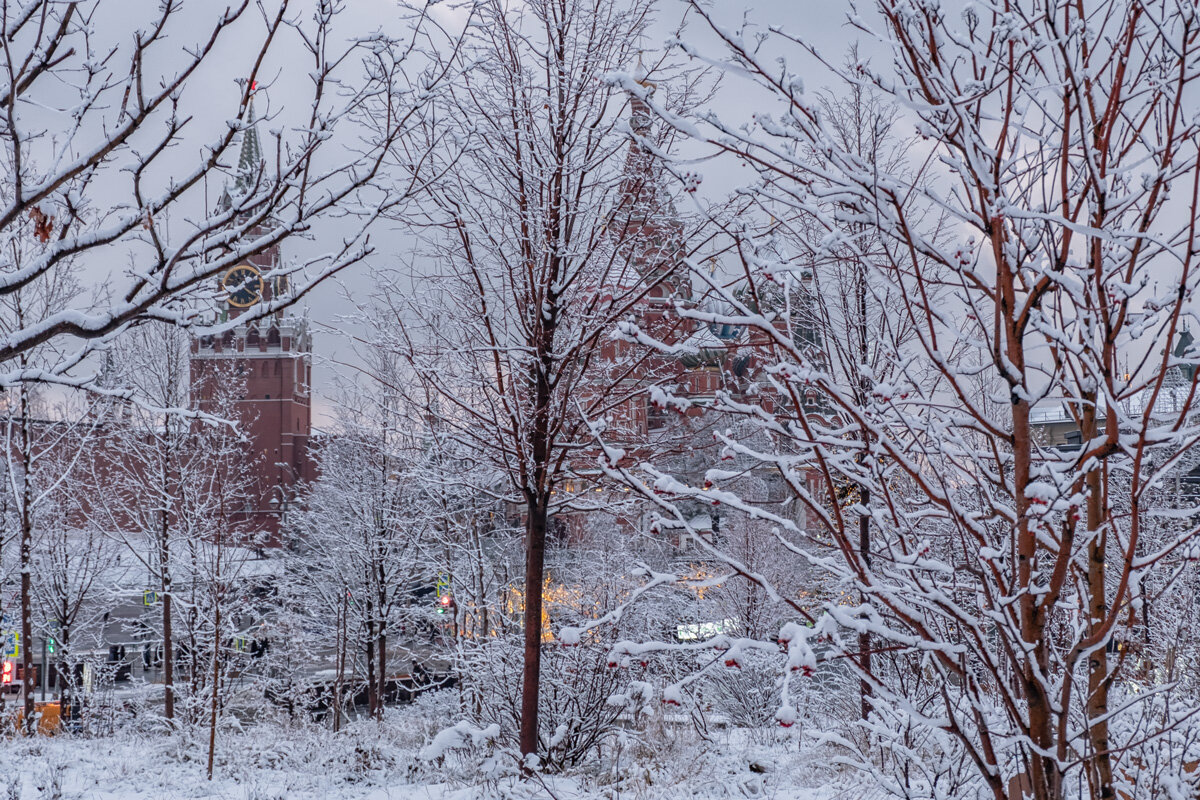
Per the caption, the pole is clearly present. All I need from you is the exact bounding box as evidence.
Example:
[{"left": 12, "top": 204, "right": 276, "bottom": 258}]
[{"left": 40, "top": 636, "right": 46, "bottom": 701}]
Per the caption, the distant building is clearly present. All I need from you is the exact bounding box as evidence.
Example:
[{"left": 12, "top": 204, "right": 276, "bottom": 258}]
[
  {"left": 553, "top": 85, "right": 820, "bottom": 549},
  {"left": 190, "top": 91, "right": 314, "bottom": 546},
  {"left": 1031, "top": 329, "right": 1200, "bottom": 496}
]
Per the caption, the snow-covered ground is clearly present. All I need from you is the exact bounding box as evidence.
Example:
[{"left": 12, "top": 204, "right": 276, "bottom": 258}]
[{"left": 1, "top": 694, "right": 858, "bottom": 800}]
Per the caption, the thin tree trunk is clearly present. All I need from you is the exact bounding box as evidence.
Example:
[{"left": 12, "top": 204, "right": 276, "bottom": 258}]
[
  {"left": 206, "top": 601, "right": 220, "bottom": 780},
  {"left": 57, "top": 628, "right": 68, "bottom": 712},
  {"left": 333, "top": 589, "right": 346, "bottom": 733},
  {"left": 856, "top": 261, "right": 872, "bottom": 722},
  {"left": 519, "top": 501, "right": 548, "bottom": 764},
  {"left": 162, "top": 589, "right": 175, "bottom": 720},
  {"left": 376, "top": 558, "right": 387, "bottom": 722},
  {"left": 1010, "top": 347, "right": 1058, "bottom": 800},
  {"left": 365, "top": 598, "right": 377, "bottom": 720},
  {"left": 160, "top": 515, "right": 175, "bottom": 722},
  {"left": 858, "top": 485, "right": 871, "bottom": 721},
  {"left": 1082, "top": 402, "right": 1115, "bottom": 798},
  {"left": 19, "top": 391, "right": 35, "bottom": 734},
  {"left": 376, "top": 622, "right": 386, "bottom": 723}
]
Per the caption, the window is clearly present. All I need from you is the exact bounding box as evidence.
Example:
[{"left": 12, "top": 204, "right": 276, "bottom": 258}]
[{"left": 267, "top": 327, "right": 281, "bottom": 347}]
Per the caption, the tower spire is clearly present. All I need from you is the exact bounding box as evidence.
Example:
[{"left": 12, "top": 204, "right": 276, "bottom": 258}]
[
  {"left": 233, "top": 83, "right": 263, "bottom": 196},
  {"left": 219, "top": 82, "right": 264, "bottom": 212},
  {"left": 609, "top": 61, "right": 684, "bottom": 295}
]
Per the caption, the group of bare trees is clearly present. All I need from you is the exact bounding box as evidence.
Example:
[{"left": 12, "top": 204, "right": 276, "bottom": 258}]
[
  {"left": 283, "top": 2, "right": 1200, "bottom": 798},
  {"left": 0, "top": 0, "right": 456, "bottom": 768},
  {"left": 582, "top": 1, "right": 1200, "bottom": 799},
  {"left": 6, "top": 0, "right": 1200, "bottom": 798}
]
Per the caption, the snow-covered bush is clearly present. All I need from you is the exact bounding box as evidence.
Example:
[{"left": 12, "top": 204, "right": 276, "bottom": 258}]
[
  {"left": 456, "top": 635, "right": 627, "bottom": 772},
  {"left": 705, "top": 648, "right": 780, "bottom": 731}
]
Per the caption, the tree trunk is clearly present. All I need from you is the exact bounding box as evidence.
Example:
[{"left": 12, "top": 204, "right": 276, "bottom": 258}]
[
  {"left": 376, "top": 559, "right": 387, "bottom": 722},
  {"left": 1011, "top": 365, "right": 1059, "bottom": 800},
  {"left": 365, "top": 601, "right": 378, "bottom": 720},
  {"left": 206, "top": 601, "right": 220, "bottom": 780},
  {"left": 858, "top": 485, "right": 871, "bottom": 721},
  {"left": 57, "top": 627, "right": 69, "bottom": 713},
  {"left": 856, "top": 259, "right": 872, "bottom": 722},
  {"left": 376, "top": 622, "right": 386, "bottom": 723},
  {"left": 19, "top": 394, "right": 35, "bottom": 734},
  {"left": 1082, "top": 402, "right": 1115, "bottom": 798},
  {"left": 160, "top": 519, "right": 175, "bottom": 722},
  {"left": 19, "top": 541, "right": 32, "bottom": 733},
  {"left": 519, "top": 501, "right": 548, "bottom": 764},
  {"left": 162, "top": 589, "right": 175, "bottom": 721},
  {"left": 334, "top": 589, "right": 346, "bottom": 733}
]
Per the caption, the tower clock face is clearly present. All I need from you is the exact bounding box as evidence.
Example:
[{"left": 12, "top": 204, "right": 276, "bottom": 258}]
[{"left": 222, "top": 265, "right": 264, "bottom": 308}]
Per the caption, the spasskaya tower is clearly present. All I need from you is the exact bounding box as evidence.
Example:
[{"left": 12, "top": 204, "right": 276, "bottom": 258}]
[{"left": 190, "top": 87, "right": 313, "bottom": 546}]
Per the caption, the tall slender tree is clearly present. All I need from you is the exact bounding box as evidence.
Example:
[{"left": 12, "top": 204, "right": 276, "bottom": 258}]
[{"left": 380, "top": 0, "right": 703, "bottom": 764}]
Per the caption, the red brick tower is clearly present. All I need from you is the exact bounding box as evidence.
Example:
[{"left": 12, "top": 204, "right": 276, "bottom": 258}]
[
  {"left": 190, "top": 90, "right": 313, "bottom": 545},
  {"left": 593, "top": 78, "right": 695, "bottom": 445}
]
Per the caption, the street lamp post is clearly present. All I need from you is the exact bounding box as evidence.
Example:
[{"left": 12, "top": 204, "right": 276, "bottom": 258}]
[{"left": 267, "top": 491, "right": 290, "bottom": 553}]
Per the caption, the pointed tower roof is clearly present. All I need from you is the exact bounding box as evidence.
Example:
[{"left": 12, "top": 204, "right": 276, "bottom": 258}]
[
  {"left": 614, "top": 71, "right": 666, "bottom": 227},
  {"left": 233, "top": 90, "right": 263, "bottom": 195},
  {"left": 608, "top": 71, "right": 687, "bottom": 297},
  {"left": 219, "top": 86, "right": 264, "bottom": 211}
]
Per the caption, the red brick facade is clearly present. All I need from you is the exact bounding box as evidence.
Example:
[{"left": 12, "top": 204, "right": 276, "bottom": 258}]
[{"left": 189, "top": 235, "right": 313, "bottom": 546}]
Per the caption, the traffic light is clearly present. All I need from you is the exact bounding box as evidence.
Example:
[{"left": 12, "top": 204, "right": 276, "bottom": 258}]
[
  {"left": 47, "top": 636, "right": 55, "bottom": 655},
  {"left": 1, "top": 661, "right": 12, "bottom": 685},
  {"left": 435, "top": 573, "right": 452, "bottom": 613}
]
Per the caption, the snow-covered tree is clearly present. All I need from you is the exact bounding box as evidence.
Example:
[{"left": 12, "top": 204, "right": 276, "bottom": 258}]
[
  {"left": 291, "top": 395, "right": 433, "bottom": 725},
  {"left": 30, "top": 417, "right": 123, "bottom": 721},
  {"left": 87, "top": 323, "right": 256, "bottom": 738},
  {"left": 594, "top": 2, "right": 1200, "bottom": 797},
  {"left": 377, "top": 0, "right": 704, "bottom": 764},
  {"left": 0, "top": 246, "right": 103, "bottom": 731}
]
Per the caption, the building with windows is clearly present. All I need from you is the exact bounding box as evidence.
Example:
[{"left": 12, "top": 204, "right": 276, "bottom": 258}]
[{"left": 552, "top": 88, "right": 820, "bottom": 550}]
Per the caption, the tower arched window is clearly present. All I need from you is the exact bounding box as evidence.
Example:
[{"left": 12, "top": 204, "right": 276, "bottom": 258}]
[
  {"left": 246, "top": 328, "right": 261, "bottom": 348},
  {"left": 267, "top": 327, "right": 281, "bottom": 347},
  {"left": 222, "top": 330, "right": 235, "bottom": 349}
]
